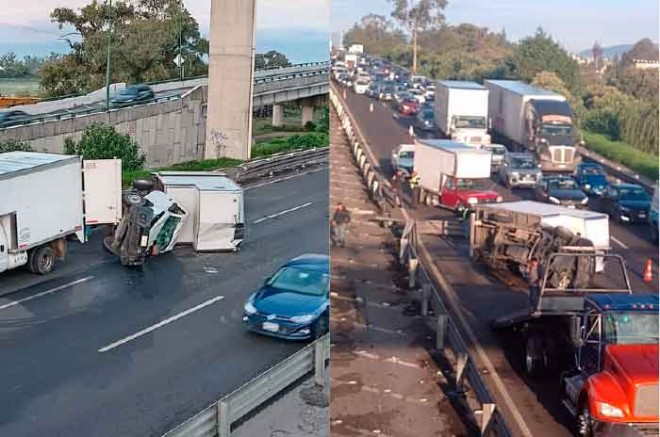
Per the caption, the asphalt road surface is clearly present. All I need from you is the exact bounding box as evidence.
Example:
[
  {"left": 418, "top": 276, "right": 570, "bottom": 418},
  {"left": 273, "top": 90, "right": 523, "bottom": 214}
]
[
  {"left": 336, "top": 84, "right": 659, "bottom": 436},
  {"left": 0, "top": 167, "right": 328, "bottom": 437}
]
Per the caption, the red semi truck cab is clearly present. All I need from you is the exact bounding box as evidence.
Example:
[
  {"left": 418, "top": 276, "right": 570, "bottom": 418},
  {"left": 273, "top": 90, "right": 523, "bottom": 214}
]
[
  {"left": 564, "top": 293, "right": 659, "bottom": 436},
  {"left": 413, "top": 139, "right": 502, "bottom": 211}
]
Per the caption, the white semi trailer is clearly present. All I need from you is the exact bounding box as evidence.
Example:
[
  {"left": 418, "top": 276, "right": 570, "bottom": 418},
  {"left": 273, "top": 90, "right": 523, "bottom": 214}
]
[{"left": 434, "top": 81, "right": 491, "bottom": 147}]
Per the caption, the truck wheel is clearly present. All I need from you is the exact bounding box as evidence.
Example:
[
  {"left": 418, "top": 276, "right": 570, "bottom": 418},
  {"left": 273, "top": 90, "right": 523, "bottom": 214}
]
[
  {"left": 123, "top": 193, "right": 144, "bottom": 208},
  {"left": 524, "top": 332, "right": 547, "bottom": 377},
  {"left": 575, "top": 400, "right": 594, "bottom": 437},
  {"left": 29, "top": 246, "right": 55, "bottom": 275}
]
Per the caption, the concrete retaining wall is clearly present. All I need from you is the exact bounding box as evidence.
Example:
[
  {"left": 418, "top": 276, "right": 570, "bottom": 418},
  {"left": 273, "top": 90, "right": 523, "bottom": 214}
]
[{"left": 1, "top": 86, "right": 207, "bottom": 168}]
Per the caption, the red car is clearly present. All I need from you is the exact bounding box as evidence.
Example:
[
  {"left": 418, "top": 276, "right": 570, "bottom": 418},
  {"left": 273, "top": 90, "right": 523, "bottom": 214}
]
[{"left": 398, "top": 98, "right": 419, "bottom": 116}]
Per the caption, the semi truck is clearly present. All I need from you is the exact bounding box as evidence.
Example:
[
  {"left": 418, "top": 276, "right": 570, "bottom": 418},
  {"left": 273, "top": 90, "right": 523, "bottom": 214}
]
[
  {"left": 490, "top": 252, "right": 658, "bottom": 437},
  {"left": 470, "top": 201, "right": 610, "bottom": 275},
  {"left": 434, "top": 81, "right": 491, "bottom": 147},
  {"left": 413, "top": 139, "right": 501, "bottom": 211},
  {"left": 484, "top": 80, "right": 582, "bottom": 172},
  {"left": 0, "top": 152, "right": 122, "bottom": 275}
]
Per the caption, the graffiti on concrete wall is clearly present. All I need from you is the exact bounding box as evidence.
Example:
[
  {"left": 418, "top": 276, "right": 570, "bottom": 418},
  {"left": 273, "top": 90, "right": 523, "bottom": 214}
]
[{"left": 210, "top": 128, "right": 230, "bottom": 158}]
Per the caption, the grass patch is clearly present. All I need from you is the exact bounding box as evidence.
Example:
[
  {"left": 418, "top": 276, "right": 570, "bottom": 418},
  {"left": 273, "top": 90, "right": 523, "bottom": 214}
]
[
  {"left": 583, "top": 131, "right": 658, "bottom": 182},
  {"left": 122, "top": 157, "right": 242, "bottom": 187},
  {"left": 252, "top": 132, "right": 329, "bottom": 158},
  {"left": 0, "top": 78, "right": 40, "bottom": 96}
]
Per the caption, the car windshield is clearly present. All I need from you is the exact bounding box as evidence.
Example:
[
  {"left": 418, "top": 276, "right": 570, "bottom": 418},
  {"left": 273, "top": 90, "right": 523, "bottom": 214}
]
[
  {"left": 511, "top": 157, "right": 537, "bottom": 169},
  {"left": 548, "top": 178, "right": 578, "bottom": 190},
  {"left": 582, "top": 166, "right": 605, "bottom": 175},
  {"left": 454, "top": 116, "right": 486, "bottom": 129},
  {"left": 616, "top": 187, "right": 649, "bottom": 200},
  {"left": 357, "top": 80, "right": 368, "bottom": 85},
  {"left": 456, "top": 178, "right": 490, "bottom": 190},
  {"left": 490, "top": 147, "right": 506, "bottom": 156},
  {"left": 541, "top": 124, "right": 573, "bottom": 136},
  {"left": 399, "top": 151, "right": 414, "bottom": 159},
  {"left": 422, "top": 110, "right": 434, "bottom": 120},
  {"left": 121, "top": 87, "right": 141, "bottom": 96},
  {"left": 603, "top": 311, "right": 659, "bottom": 345},
  {"left": 267, "top": 266, "right": 329, "bottom": 296}
]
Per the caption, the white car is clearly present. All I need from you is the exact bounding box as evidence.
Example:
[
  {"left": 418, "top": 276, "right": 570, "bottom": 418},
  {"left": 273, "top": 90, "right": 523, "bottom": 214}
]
[
  {"left": 408, "top": 88, "right": 426, "bottom": 104},
  {"left": 354, "top": 80, "right": 369, "bottom": 94}
]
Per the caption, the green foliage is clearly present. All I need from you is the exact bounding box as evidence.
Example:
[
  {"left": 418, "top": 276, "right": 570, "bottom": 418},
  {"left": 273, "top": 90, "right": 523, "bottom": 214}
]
[
  {"left": 255, "top": 51, "right": 291, "bottom": 69},
  {"left": 583, "top": 132, "right": 658, "bottom": 181},
  {"left": 304, "top": 121, "right": 317, "bottom": 131},
  {"left": 0, "top": 53, "right": 46, "bottom": 79},
  {"left": 315, "top": 106, "right": 329, "bottom": 133},
  {"left": 252, "top": 132, "right": 329, "bottom": 158},
  {"left": 511, "top": 28, "right": 581, "bottom": 94},
  {"left": 0, "top": 139, "right": 33, "bottom": 153},
  {"left": 41, "top": 0, "right": 208, "bottom": 97},
  {"left": 64, "top": 123, "right": 146, "bottom": 171}
]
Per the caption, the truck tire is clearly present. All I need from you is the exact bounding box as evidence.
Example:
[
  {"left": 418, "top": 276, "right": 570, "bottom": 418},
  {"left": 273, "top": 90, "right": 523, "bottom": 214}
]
[
  {"left": 524, "top": 332, "right": 547, "bottom": 377},
  {"left": 123, "top": 193, "right": 144, "bottom": 208},
  {"left": 29, "top": 245, "right": 55, "bottom": 275}
]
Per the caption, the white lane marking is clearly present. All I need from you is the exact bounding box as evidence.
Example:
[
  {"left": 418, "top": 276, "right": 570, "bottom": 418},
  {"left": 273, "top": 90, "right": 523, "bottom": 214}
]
[
  {"left": 98, "top": 295, "right": 225, "bottom": 352},
  {"left": 0, "top": 276, "right": 94, "bottom": 311},
  {"left": 611, "top": 236, "right": 629, "bottom": 250},
  {"left": 245, "top": 167, "right": 326, "bottom": 191},
  {"left": 253, "top": 202, "right": 313, "bottom": 224}
]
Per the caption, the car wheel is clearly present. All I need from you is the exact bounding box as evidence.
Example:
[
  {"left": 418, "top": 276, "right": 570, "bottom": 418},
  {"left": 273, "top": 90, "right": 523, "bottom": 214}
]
[
  {"left": 313, "top": 312, "right": 329, "bottom": 340},
  {"left": 29, "top": 245, "right": 55, "bottom": 275},
  {"left": 524, "top": 332, "right": 547, "bottom": 377}
]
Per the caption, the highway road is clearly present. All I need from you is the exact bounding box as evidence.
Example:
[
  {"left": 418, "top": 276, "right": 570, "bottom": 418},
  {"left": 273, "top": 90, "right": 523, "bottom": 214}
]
[
  {"left": 0, "top": 167, "right": 328, "bottom": 437},
  {"left": 336, "top": 85, "right": 659, "bottom": 436}
]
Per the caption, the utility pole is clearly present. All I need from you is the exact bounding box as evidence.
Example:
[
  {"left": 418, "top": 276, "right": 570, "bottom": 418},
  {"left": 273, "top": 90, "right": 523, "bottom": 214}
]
[
  {"left": 409, "top": 0, "right": 418, "bottom": 75},
  {"left": 105, "top": 0, "right": 113, "bottom": 111}
]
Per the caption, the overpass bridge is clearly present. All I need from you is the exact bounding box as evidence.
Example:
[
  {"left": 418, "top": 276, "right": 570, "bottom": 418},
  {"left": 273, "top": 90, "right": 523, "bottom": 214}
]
[{"left": 0, "top": 63, "right": 328, "bottom": 167}]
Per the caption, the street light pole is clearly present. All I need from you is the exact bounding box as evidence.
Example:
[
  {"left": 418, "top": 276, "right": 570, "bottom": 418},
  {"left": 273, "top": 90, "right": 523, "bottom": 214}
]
[{"left": 105, "top": 0, "right": 113, "bottom": 111}]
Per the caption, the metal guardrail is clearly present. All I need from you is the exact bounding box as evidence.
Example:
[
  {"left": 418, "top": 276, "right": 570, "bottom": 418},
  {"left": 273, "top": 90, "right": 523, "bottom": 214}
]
[
  {"left": 162, "top": 334, "right": 329, "bottom": 437},
  {"left": 330, "top": 84, "right": 511, "bottom": 436},
  {"left": 235, "top": 147, "right": 328, "bottom": 184}
]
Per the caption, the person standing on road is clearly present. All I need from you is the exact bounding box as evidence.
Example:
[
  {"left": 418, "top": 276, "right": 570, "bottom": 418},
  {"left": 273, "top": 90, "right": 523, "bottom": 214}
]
[
  {"left": 527, "top": 257, "right": 545, "bottom": 308},
  {"left": 391, "top": 170, "right": 403, "bottom": 207},
  {"left": 331, "top": 202, "right": 351, "bottom": 248},
  {"left": 409, "top": 171, "right": 421, "bottom": 209}
]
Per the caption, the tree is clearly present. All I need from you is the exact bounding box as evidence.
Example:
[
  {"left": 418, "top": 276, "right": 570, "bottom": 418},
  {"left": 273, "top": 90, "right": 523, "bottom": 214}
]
[
  {"left": 64, "top": 124, "right": 146, "bottom": 171},
  {"left": 41, "top": 0, "right": 208, "bottom": 97},
  {"left": 511, "top": 28, "right": 581, "bottom": 94},
  {"left": 254, "top": 51, "right": 291, "bottom": 69},
  {"left": 605, "top": 38, "right": 659, "bottom": 102},
  {"left": 388, "top": 0, "right": 448, "bottom": 74},
  {"left": 0, "top": 139, "right": 33, "bottom": 153},
  {"left": 343, "top": 14, "right": 407, "bottom": 56}
]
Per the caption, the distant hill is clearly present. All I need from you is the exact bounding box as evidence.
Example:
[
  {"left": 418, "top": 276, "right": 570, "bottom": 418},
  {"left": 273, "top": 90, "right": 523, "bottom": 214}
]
[{"left": 579, "top": 42, "right": 658, "bottom": 60}]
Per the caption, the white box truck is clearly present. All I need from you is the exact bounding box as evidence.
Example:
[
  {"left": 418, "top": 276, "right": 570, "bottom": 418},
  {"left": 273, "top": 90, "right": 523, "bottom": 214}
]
[
  {"left": 0, "top": 152, "right": 121, "bottom": 275},
  {"left": 413, "top": 139, "right": 501, "bottom": 211},
  {"left": 435, "top": 81, "right": 491, "bottom": 147},
  {"left": 154, "top": 172, "right": 245, "bottom": 251},
  {"left": 484, "top": 80, "right": 582, "bottom": 172}
]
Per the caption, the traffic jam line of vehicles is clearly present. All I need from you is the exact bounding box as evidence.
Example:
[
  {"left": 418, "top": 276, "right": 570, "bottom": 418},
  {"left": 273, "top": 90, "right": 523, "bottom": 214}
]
[{"left": 332, "top": 52, "right": 658, "bottom": 436}]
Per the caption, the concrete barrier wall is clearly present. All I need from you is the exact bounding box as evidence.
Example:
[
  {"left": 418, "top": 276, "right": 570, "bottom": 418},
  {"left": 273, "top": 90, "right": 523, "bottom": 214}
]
[{"left": 1, "top": 86, "right": 207, "bottom": 168}]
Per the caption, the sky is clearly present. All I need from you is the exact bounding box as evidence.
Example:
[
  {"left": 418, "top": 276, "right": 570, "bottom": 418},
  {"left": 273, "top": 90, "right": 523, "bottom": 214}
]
[
  {"left": 0, "top": 0, "right": 330, "bottom": 62},
  {"left": 331, "top": 0, "right": 659, "bottom": 53}
]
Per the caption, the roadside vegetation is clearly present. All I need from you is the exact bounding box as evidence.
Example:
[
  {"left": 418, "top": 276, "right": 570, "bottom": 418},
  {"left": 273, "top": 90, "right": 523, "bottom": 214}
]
[{"left": 344, "top": 2, "right": 658, "bottom": 179}]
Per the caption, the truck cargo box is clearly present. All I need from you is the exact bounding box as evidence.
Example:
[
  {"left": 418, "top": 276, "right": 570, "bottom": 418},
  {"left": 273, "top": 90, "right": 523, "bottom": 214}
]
[
  {"left": 435, "top": 81, "right": 490, "bottom": 145},
  {"left": 414, "top": 139, "right": 492, "bottom": 192},
  {"left": 485, "top": 80, "right": 565, "bottom": 145},
  {"left": 155, "top": 172, "right": 245, "bottom": 251}
]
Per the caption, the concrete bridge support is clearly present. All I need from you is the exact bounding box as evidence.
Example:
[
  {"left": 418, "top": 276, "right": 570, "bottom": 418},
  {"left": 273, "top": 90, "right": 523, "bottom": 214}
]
[
  {"left": 272, "top": 104, "right": 284, "bottom": 127},
  {"left": 205, "top": 0, "right": 257, "bottom": 160}
]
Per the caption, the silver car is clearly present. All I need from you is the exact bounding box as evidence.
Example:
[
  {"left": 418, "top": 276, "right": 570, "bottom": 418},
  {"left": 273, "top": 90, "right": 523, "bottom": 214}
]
[{"left": 498, "top": 152, "right": 542, "bottom": 188}]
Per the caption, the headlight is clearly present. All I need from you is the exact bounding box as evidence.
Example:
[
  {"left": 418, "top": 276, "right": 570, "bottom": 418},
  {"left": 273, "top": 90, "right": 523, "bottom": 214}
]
[
  {"left": 244, "top": 301, "right": 257, "bottom": 315},
  {"left": 584, "top": 184, "right": 591, "bottom": 190},
  {"left": 596, "top": 401, "right": 624, "bottom": 418},
  {"left": 511, "top": 172, "right": 520, "bottom": 178},
  {"left": 581, "top": 197, "right": 589, "bottom": 205},
  {"left": 549, "top": 196, "right": 561, "bottom": 204},
  {"left": 467, "top": 197, "right": 478, "bottom": 204},
  {"left": 619, "top": 206, "right": 631, "bottom": 212},
  {"left": 290, "top": 314, "right": 315, "bottom": 324},
  {"left": 497, "top": 196, "right": 503, "bottom": 202}
]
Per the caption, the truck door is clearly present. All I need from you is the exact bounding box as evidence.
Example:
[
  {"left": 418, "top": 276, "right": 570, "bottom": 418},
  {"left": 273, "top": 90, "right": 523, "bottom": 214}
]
[
  {"left": 83, "top": 159, "right": 122, "bottom": 227},
  {"left": 441, "top": 176, "right": 458, "bottom": 207},
  {"left": 578, "top": 307, "right": 601, "bottom": 375},
  {"left": 0, "top": 225, "right": 8, "bottom": 273}
]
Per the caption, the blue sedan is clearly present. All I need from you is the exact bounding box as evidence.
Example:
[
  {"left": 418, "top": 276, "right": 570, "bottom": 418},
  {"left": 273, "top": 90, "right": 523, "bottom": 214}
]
[
  {"left": 573, "top": 162, "right": 610, "bottom": 196},
  {"left": 243, "top": 254, "right": 329, "bottom": 340}
]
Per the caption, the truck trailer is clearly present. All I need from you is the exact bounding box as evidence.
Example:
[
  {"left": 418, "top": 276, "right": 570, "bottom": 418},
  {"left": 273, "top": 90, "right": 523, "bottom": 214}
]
[
  {"left": 0, "top": 152, "right": 121, "bottom": 275},
  {"left": 413, "top": 139, "right": 501, "bottom": 211},
  {"left": 434, "top": 81, "right": 491, "bottom": 147},
  {"left": 485, "top": 80, "right": 582, "bottom": 172}
]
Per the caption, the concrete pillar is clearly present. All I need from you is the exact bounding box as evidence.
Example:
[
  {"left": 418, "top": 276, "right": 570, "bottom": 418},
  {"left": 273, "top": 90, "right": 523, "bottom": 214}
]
[
  {"left": 301, "top": 103, "right": 315, "bottom": 126},
  {"left": 272, "top": 104, "right": 284, "bottom": 127},
  {"left": 205, "top": 0, "right": 257, "bottom": 160}
]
